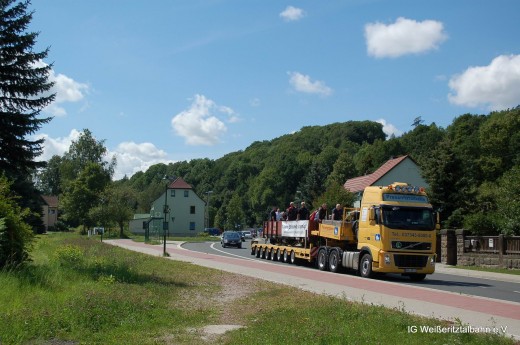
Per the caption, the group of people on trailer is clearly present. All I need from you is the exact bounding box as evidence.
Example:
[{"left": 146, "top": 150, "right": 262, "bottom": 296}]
[{"left": 270, "top": 202, "right": 346, "bottom": 223}]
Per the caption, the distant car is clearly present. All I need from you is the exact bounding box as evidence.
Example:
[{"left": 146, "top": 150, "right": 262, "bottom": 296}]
[
  {"left": 241, "top": 230, "right": 252, "bottom": 239},
  {"left": 221, "top": 231, "right": 242, "bottom": 248}
]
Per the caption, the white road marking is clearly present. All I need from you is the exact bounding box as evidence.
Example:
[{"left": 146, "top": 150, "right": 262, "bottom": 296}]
[{"left": 209, "top": 242, "right": 259, "bottom": 262}]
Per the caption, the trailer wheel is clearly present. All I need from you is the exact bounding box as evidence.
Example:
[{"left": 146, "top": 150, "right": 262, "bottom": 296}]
[
  {"left": 265, "top": 248, "right": 271, "bottom": 260},
  {"left": 251, "top": 246, "right": 255, "bottom": 255},
  {"left": 271, "top": 249, "right": 278, "bottom": 261},
  {"left": 409, "top": 274, "right": 426, "bottom": 282},
  {"left": 260, "top": 247, "right": 266, "bottom": 259},
  {"left": 290, "top": 251, "right": 296, "bottom": 264},
  {"left": 360, "top": 253, "right": 373, "bottom": 278},
  {"left": 276, "top": 249, "right": 283, "bottom": 261},
  {"left": 283, "top": 249, "right": 289, "bottom": 263},
  {"left": 329, "top": 250, "right": 340, "bottom": 273},
  {"left": 317, "top": 249, "right": 328, "bottom": 271},
  {"left": 255, "top": 246, "right": 261, "bottom": 258}
]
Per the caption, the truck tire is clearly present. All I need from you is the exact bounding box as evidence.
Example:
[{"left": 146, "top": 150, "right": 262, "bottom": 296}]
[
  {"left": 283, "top": 249, "right": 289, "bottom": 263},
  {"left": 290, "top": 251, "right": 296, "bottom": 264},
  {"left": 317, "top": 249, "right": 328, "bottom": 271},
  {"left": 255, "top": 246, "right": 261, "bottom": 258},
  {"left": 251, "top": 246, "right": 255, "bottom": 255},
  {"left": 265, "top": 248, "right": 271, "bottom": 260},
  {"left": 409, "top": 274, "right": 426, "bottom": 282},
  {"left": 276, "top": 249, "right": 283, "bottom": 261},
  {"left": 329, "top": 250, "right": 341, "bottom": 273},
  {"left": 260, "top": 247, "right": 266, "bottom": 259},
  {"left": 360, "top": 253, "right": 373, "bottom": 278}
]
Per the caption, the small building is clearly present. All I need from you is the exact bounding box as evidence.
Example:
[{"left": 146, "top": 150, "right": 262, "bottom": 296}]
[
  {"left": 147, "top": 177, "right": 205, "bottom": 237},
  {"left": 41, "top": 195, "right": 59, "bottom": 232},
  {"left": 344, "top": 155, "right": 428, "bottom": 207},
  {"left": 128, "top": 214, "right": 152, "bottom": 235}
]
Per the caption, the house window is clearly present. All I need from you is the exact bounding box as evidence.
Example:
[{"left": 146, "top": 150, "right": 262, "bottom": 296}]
[
  {"left": 184, "top": 190, "right": 189, "bottom": 197},
  {"left": 189, "top": 222, "right": 196, "bottom": 231},
  {"left": 170, "top": 190, "right": 175, "bottom": 197},
  {"left": 190, "top": 206, "right": 195, "bottom": 214}
]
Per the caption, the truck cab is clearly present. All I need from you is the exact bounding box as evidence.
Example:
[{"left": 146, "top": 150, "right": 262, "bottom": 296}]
[{"left": 357, "top": 183, "right": 437, "bottom": 280}]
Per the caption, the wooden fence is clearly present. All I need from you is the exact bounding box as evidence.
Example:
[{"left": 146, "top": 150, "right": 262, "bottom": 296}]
[{"left": 464, "top": 235, "right": 520, "bottom": 255}]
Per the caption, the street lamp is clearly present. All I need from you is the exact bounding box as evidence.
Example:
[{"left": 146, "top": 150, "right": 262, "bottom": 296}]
[
  {"left": 162, "top": 176, "right": 174, "bottom": 256},
  {"left": 205, "top": 190, "right": 213, "bottom": 230}
]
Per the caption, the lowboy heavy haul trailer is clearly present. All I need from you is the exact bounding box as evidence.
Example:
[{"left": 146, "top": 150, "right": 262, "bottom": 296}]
[{"left": 251, "top": 182, "right": 439, "bottom": 281}]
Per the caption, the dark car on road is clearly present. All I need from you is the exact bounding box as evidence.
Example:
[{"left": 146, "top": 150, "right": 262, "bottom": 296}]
[{"left": 221, "top": 231, "right": 242, "bottom": 248}]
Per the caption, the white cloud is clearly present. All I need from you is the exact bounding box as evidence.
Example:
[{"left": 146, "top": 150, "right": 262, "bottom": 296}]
[
  {"left": 288, "top": 71, "right": 332, "bottom": 96},
  {"left": 448, "top": 54, "right": 520, "bottom": 110},
  {"left": 109, "top": 142, "right": 173, "bottom": 180},
  {"left": 280, "top": 6, "right": 305, "bottom": 22},
  {"left": 376, "top": 119, "right": 402, "bottom": 138},
  {"left": 35, "top": 129, "right": 173, "bottom": 180},
  {"left": 35, "top": 61, "right": 89, "bottom": 116},
  {"left": 35, "top": 129, "right": 81, "bottom": 161},
  {"left": 171, "top": 94, "right": 231, "bottom": 146},
  {"left": 365, "top": 17, "right": 447, "bottom": 58}
]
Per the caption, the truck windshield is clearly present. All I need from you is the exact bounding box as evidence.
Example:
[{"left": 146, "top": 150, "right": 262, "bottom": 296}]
[{"left": 381, "top": 206, "right": 435, "bottom": 231}]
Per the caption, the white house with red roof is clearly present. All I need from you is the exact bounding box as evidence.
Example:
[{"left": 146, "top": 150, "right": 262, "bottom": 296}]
[
  {"left": 145, "top": 177, "right": 205, "bottom": 237},
  {"left": 344, "top": 155, "right": 429, "bottom": 207}
]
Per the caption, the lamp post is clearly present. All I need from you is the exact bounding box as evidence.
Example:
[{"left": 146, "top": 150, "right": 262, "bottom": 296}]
[
  {"left": 163, "top": 185, "right": 169, "bottom": 256},
  {"left": 162, "top": 176, "right": 174, "bottom": 256},
  {"left": 205, "top": 190, "right": 213, "bottom": 230}
]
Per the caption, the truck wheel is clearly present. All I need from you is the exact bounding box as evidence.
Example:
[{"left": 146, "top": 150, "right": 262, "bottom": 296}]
[
  {"left": 255, "top": 246, "right": 261, "bottom": 258},
  {"left": 266, "top": 249, "right": 271, "bottom": 260},
  {"left": 276, "top": 249, "right": 283, "bottom": 261},
  {"left": 283, "top": 250, "right": 289, "bottom": 263},
  {"left": 329, "top": 250, "right": 340, "bottom": 273},
  {"left": 290, "top": 251, "right": 296, "bottom": 264},
  {"left": 260, "top": 247, "right": 266, "bottom": 259},
  {"left": 360, "top": 253, "right": 373, "bottom": 278},
  {"left": 251, "top": 246, "right": 255, "bottom": 255},
  {"left": 318, "top": 249, "right": 328, "bottom": 271},
  {"left": 409, "top": 274, "right": 426, "bottom": 282}
]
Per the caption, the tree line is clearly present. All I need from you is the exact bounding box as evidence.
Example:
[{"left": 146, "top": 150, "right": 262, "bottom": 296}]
[{"left": 2, "top": 0, "right": 519, "bottom": 268}]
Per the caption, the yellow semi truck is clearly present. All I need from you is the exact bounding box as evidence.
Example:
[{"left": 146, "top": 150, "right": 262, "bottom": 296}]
[{"left": 251, "top": 182, "right": 438, "bottom": 281}]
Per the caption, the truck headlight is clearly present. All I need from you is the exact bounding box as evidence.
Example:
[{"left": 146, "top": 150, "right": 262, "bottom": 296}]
[
  {"left": 430, "top": 256, "right": 435, "bottom": 266},
  {"left": 384, "top": 254, "right": 391, "bottom": 265}
]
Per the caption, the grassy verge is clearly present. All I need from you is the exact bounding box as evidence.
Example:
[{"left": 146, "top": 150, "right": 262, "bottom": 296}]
[
  {"left": 454, "top": 265, "right": 520, "bottom": 276},
  {"left": 129, "top": 234, "right": 220, "bottom": 243},
  {"left": 0, "top": 232, "right": 515, "bottom": 345}
]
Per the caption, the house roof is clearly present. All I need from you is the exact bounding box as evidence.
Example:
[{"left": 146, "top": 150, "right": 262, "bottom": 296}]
[
  {"left": 167, "top": 177, "right": 193, "bottom": 189},
  {"left": 344, "top": 155, "right": 409, "bottom": 193},
  {"left": 42, "top": 195, "right": 59, "bottom": 207}
]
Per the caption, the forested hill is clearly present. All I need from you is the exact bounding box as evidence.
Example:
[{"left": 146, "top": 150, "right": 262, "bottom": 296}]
[{"left": 122, "top": 106, "right": 520, "bottom": 235}]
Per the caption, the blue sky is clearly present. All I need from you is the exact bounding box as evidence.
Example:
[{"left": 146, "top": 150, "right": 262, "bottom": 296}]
[{"left": 29, "top": 0, "right": 520, "bottom": 179}]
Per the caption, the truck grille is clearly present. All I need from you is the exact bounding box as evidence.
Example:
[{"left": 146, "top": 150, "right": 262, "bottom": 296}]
[
  {"left": 394, "top": 255, "right": 428, "bottom": 268},
  {"left": 391, "top": 241, "right": 431, "bottom": 250}
]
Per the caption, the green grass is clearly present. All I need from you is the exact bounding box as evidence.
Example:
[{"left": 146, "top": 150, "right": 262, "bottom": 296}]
[
  {"left": 129, "top": 233, "right": 220, "bottom": 243},
  {"left": 0, "top": 232, "right": 515, "bottom": 345},
  {"left": 454, "top": 265, "right": 520, "bottom": 276}
]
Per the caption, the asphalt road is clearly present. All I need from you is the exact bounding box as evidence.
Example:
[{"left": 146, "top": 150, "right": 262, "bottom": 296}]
[{"left": 182, "top": 239, "right": 520, "bottom": 304}]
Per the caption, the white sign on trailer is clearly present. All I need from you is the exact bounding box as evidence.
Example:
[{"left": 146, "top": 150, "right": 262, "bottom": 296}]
[{"left": 281, "top": 221, "right": 308, "bottom": 237}]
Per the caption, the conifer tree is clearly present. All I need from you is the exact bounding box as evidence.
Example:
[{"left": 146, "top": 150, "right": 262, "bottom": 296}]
[{"left": 0, "top": 0, "right": 55, "bottom": 179}]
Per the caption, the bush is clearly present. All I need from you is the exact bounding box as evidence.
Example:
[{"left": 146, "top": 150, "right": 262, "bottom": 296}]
[
  {"left": 0, "top": 176, "right": 34, "bottom": 268},
  {"left": 463, "top": 212, "right": 500, "bottom": 235},
  {"left": 53, "top": 245, "right": 83, "bottom": 268}
]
